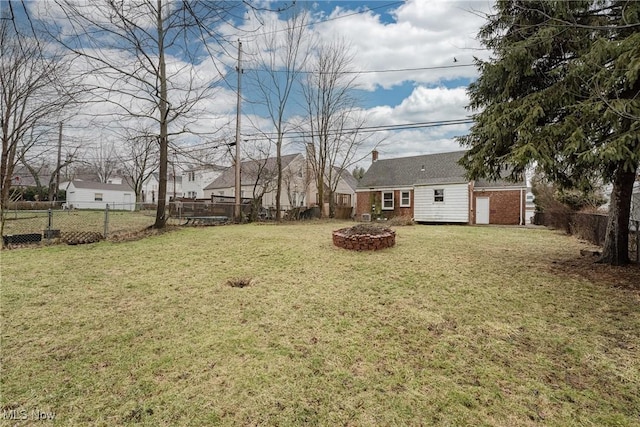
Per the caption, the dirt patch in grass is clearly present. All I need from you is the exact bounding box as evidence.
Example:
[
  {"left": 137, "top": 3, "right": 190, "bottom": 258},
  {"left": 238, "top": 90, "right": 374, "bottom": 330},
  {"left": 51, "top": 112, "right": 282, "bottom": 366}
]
[
  {"left": 226, "top": 277, "right": 253, "bottom": 288},
  {"left": 108, "top": 225, "right": 181, "bottom": 243},
  {"left": 548, "top": 254, "right": 640, "bottom": 292}
]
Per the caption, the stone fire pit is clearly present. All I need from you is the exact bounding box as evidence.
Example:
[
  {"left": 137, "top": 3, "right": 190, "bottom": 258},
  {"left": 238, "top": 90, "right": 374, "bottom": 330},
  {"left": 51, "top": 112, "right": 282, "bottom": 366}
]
[{"left": 332, "top": 223, "right": 396, "bottom": 251}]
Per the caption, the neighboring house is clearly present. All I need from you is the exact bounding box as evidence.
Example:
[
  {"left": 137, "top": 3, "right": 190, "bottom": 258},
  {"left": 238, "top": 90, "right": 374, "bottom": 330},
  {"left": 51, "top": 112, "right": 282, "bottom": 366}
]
[
  {"left": 634, "top": 182, "right": 640, "bottom": 223},
  {"left": 181, "top": 165, "right": 225, "bottom": 199},
  {"left": 203, "top": 153, "right": 308, "bottom": 211},
  {"left": 10, "top": 165, "right": 51, "bottom": 190},
  {"left": 356, "top": 150, "right": 527, "bottom": 225},
  {"left": 141, "top": 173, "right": 183, "bottom": 203},
  {"left": 603, "top": 179, "right": 640, "bottom": 224},
  {"left": 307, "top": 166, "right": 358, "bottom": 218},
  {"left": 60, "top": 180, "right": 135, "bottom": 211}
]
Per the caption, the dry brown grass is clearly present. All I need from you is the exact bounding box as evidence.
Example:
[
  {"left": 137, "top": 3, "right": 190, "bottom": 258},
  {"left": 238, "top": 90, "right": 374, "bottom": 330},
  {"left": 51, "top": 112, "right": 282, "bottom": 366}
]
[{"left": 1, "top": 223, "right": 639, "bottom": 426}]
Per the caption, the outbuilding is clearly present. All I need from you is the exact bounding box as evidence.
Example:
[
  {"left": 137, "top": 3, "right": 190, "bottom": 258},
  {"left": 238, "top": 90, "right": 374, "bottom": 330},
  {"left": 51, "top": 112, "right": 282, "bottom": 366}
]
[{"left": 61, "top": 180, "right": 136, "bottom": 211}]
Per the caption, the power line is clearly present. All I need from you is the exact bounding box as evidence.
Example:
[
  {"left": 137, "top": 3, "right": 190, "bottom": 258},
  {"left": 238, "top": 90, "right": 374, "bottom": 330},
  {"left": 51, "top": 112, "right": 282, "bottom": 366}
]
[
  {"left": 241, "top": 118, "right": 474, "bottom": 142},
  {"left": 248, "top": 1, "right": 405, "bottom": 37},
  {"left": 244, "top": 63, "right": 475, "bottom": 75},
  {"left": 31, "top": 118, "right": 474, "bottom": 155}
]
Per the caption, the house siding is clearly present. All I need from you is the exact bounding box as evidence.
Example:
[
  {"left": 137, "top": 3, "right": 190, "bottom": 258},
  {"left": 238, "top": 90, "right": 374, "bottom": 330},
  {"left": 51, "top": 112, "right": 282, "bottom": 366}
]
[
  {"left": 355, "top": 189, "right": 413, "bottom": 220},
  {"left": 65, "top": 185, "right": 135, "bottom": 211},
  {"left": 472, "top": 189, "right": 524, "bottom": 225},
  {"left": 356, "top": 191, "right": 371, "bottom": 219},
  {"left": 204, "top": 156, "right": 308, "bottom": 211},
  {"left": 414, "top": 183, "right": 469, "bottom": 223}
]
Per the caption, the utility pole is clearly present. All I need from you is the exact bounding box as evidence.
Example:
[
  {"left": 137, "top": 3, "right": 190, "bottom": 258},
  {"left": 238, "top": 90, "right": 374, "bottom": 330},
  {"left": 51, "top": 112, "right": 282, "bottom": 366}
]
[
  {"left": 234, "top": 39, "right": 243, "bottom": 222},
  {"left": 54, "top": 122, "right": 63, "bottom": 201}
]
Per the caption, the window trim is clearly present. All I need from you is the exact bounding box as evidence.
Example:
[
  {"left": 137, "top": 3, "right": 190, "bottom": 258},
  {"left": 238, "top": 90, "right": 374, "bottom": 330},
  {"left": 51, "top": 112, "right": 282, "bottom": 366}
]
[
  {"left": 382, "top": 191, "right": 394, "bottom": 210},
  {"left": 434, "top": 189, "right": 444, "bottom": 203},
  {"left": 94, "top": 193, "right": 103, "bottom": 201},
  {"left": 400, "top": 190, "right": 411, "bottom": 207}
]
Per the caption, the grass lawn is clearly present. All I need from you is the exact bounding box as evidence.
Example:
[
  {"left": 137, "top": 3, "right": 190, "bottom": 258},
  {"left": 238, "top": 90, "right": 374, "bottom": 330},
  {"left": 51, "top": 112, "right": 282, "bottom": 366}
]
[
  {"left": 2, "top": 209, "right": 161, "bottom": 237},
  {"left": 1, "top": 223, "right": 639, "bottom": 426}
]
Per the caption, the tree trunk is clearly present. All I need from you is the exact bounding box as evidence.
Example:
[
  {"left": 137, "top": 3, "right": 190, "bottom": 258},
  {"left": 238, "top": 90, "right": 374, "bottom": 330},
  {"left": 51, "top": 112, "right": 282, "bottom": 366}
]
[
  {"left": 275, "top": 134, "right": 282, "bottom": 221},
  {"left": 328, "top": 189, "right": 335, "bottom": 218},
  {"left": 598, "top": 164, "right": 637, "bottom": 265},
  {"left": 153, "top": 0, "right": 168, "bottom": 229}
]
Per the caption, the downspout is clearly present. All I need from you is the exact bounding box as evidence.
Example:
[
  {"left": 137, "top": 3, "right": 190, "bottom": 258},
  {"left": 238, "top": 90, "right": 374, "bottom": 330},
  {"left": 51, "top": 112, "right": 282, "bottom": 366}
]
[
  {"left": 469, "top": 181, "right": 474, "bottom": 225},
  {"left": 520, "top": 187, "right": 524, "bottom": 225}
]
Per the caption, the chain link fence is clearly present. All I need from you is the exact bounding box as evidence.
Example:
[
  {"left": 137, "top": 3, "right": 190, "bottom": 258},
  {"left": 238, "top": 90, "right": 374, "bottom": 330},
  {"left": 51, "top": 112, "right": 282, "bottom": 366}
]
[
  {"left": 2, "top": 198, "right": 328, "bottom": 247},
  {"left": 1, "top": 203, "right": 171, "bottom": 247}
]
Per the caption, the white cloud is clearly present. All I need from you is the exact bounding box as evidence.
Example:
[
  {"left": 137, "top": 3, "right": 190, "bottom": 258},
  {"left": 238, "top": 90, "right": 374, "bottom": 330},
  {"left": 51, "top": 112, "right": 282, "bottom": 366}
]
[
  {"left": 313, "top": 0, "right": 493, "bottom": 90},
  {"left": 25, "top": 0, "right": 490, "bottom": 170},
  {"left": 350, "top": 85, "right": 471, "bottom": 168}
]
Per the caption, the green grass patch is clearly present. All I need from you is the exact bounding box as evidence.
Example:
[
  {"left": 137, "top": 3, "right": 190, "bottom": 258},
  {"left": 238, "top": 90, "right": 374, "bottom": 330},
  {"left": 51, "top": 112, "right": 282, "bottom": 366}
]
[{"left": 1, "top": 223, "right": 639, "bottom": 426}]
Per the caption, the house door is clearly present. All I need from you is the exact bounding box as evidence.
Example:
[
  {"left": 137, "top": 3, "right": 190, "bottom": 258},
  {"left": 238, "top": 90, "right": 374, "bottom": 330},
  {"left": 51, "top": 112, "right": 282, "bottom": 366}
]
[{"left": 476, "top": 197, "right": 490, "bottom": 224}]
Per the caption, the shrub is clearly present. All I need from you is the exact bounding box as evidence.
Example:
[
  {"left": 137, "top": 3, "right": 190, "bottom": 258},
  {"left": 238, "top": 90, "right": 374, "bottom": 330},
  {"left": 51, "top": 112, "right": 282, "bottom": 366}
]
[{"left": 387, "top": 215, "right": 414, "bottom": 226}]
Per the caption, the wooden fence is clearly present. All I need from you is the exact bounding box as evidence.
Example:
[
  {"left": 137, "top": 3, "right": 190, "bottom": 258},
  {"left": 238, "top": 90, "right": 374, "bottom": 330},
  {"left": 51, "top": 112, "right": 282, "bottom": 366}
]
[{"left": 533, "top": 211, "right": 639, "bottom": 261}]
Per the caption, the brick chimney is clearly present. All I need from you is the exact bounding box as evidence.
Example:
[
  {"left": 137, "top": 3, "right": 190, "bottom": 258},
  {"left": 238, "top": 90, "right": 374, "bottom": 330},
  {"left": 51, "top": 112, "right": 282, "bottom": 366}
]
[{"left": 372, "top": 150, "right": 378, "bottom": 163}]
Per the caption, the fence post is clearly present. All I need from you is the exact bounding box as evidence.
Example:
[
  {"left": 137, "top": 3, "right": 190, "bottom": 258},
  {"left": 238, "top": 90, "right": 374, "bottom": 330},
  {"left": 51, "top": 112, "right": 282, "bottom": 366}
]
[
  {"left": 104, "top": 204, "right": 110, "bottom": 238},
  {"left": 47, "top": 208, "right": 53, "bottom": 243}
]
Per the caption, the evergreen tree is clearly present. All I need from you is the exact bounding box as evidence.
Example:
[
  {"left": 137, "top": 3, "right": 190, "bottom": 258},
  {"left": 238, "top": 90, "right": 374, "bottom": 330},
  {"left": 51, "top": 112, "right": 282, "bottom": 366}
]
[{"left": 459, "top": 0, "right": 640, "bottom": 265}]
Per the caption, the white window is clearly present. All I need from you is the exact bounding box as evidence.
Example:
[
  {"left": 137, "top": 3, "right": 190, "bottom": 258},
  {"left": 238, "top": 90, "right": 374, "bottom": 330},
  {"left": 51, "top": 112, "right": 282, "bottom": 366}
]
[
  {"left": 382, "top": 191, "right": 394, "bottom": 210},
  {"left": 188, "top": 171, "right": 195, "bottom": 182},
  {"left": 94, "top": 193, "right": 103, "bottom": 201},
  {"left": 434, "top": 189, "right": 444, "bottom": 203},
  {"left": 400, "top": 191, "right": 411, "bottom": 207}
]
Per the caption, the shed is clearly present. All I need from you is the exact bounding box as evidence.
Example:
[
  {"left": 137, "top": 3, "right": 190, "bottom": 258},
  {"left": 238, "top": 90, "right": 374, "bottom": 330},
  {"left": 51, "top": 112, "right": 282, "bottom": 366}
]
[{"left": 61, "top": 180, "right": 135, "bottom": 211}]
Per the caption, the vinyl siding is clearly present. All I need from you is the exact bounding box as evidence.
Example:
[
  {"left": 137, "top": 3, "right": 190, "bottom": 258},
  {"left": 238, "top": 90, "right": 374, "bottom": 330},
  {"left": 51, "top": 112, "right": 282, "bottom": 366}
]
[
  {"left": 65, "top": 185, "right": 135, "bottom": 211},
  {"left": 414, "top": 183, "right": 468, "bottom": 223}
]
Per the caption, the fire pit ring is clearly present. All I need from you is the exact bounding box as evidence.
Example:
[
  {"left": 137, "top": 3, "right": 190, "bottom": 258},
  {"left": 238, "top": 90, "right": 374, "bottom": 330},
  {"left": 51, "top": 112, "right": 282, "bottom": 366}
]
[{"left": 332, "top": 224, "right": 396, "bottom": 251}]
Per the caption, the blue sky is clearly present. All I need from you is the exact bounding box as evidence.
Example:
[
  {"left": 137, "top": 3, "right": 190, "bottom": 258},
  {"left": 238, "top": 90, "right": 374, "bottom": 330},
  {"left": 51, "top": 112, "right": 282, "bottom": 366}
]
[
  {"left": 292, "top": 0, "right": 493, "bottom": 167},
  {"left": 230, "top": 0, "right": 494, "bottom": 168},
  {"left": 17, "top": 0, "right": 494, "bottom": 169}
]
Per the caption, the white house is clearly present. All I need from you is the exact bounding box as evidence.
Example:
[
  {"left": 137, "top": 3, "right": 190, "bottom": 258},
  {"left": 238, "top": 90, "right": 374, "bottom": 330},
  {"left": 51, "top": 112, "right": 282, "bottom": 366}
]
[
  {"left": 203, "top": 153, "right": 308, "bottom": 210},
  {"left": 306, "top": 166, "right": 358, "bottom": 218},
  {"left": 141, "top": 173, "right": 182, "bottom": 203},
  {"left": 61, "top": 180, "right": 135, "bottom": 211},
  {"left": 181, "top": 166, "right": 225, "bottom": 199}
]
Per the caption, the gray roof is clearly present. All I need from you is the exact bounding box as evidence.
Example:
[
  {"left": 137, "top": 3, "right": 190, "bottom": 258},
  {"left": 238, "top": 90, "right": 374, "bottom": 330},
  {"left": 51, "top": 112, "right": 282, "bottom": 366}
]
[
  {"left": 358, "top": 150, "right": 526, "bottom": 188},
  {"left": 474, "top": 177, "right": 526, "bottom": 188},
  {"left": 204, "top": 153, "right": 302, "bottom": 190},
  {"left": 64, "top": 180, "right": 134, "bottom": 192},
  {"left": 334, "top": 166, "right": 358, "bottom": 191},
  {"left": 358, "top": 150, "right": 468, "bottom": 188}
]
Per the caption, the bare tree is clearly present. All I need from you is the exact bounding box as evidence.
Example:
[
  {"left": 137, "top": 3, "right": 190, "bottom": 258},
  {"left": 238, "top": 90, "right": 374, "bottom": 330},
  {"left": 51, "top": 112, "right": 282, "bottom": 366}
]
[
  {"left": 43, "top": 0, "right": 247, "bottom": 228},
  {"left": 0, "top": 14, "right": 76, "bottom": 239},
  {"left": 302, "top": 39, "right": 367, "bottom": 218},
  {"left": 87, "top": 141, "right": 118, "bottom": 183},
  {"left": 118, "top": 130, "right": 158, "bottom": 205},
  {"left": 243, "top": 142, "right": 278, "bottom": 221},
  {"left": 248, "top": 9, "right": 313, "bottom": 221}
]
